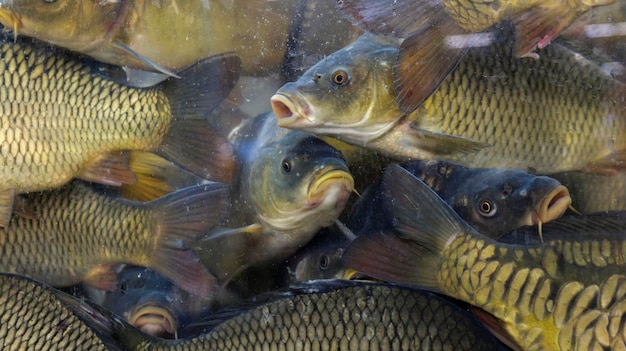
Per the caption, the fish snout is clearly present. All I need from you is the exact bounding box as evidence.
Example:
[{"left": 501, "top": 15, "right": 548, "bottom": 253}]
[
  {"left": 271, "top": 87, "right": 312, "bottom": 127},
  {"left": 308, "top": 169, "right": 354, "bottom": 210},
  {"left": 129, "top": 303, "right": 178, "bottom": 338},
  {"left": 531, "top": 181, "right": 572, "bottom": 225}
]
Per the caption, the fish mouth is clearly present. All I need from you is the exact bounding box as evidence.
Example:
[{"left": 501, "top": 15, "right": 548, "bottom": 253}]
[
  {"left": 129, "top": 304, "right": 177, "bottom": 338},
  {"left": 0, "top": 7, "right": 21, "bottom": 37},
  {"left": 307, "top": 169, "right": 354, "bottom": 210},
  {"left": 271, "top": 92, "right": 315, "bottom": 128},
  {"left": 530, "top": 185, "right": 572, "bottom": 226}
]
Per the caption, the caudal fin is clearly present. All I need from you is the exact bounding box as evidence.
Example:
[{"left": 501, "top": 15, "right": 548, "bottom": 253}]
[
  {"left": 157, "top": 53, "right": 241, "bottom": 183},
  {"left": 148, "top": 182, "right": 230, "bottom": 297},
  {"left": 343, "top": 164, "right": 475, "bottom": 292}
]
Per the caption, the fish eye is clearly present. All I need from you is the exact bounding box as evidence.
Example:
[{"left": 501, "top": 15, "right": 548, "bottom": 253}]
[
  {"left": 478, "top": 199, "right": 497, "bottom": 217},
  {"left": 319, "top": 255, "right": 330, "bottom": 270},
  {"left": 281, "top": 159, "right": 292, "bottom": 173},
  {"left": 331, "top": 70, "right": 349, "bottom": 86}
]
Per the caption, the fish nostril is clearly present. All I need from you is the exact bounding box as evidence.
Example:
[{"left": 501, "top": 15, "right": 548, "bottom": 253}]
[{"left": 270, "top": 97, "right": 294, "bottom": 120}]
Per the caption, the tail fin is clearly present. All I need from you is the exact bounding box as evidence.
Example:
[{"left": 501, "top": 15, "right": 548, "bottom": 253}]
[
  {"left": 157, "top": 53, "right": 241, "bottom": 183},
  {"left": 343, "top": 164, "right": 475, "bottom": 292},
  {"left": 148, "top": 182, "right": 230, "bottom": 297}
]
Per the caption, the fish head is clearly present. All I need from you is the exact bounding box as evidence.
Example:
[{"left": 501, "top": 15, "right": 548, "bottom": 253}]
[
  {"left": 0, "top": 0, "right": 122, "bottom": 52},
  {"left": 249, "top": 132, "right": 354, "bottom": 238},
  {"left": 271, "top": 33, "right": 404, "bottom": 145},
  {"left": 449, "top": 169, "right": 572, "bottom": 238},
  {"left": 291, "top": 246, "right": 346, "bottom": 282}
]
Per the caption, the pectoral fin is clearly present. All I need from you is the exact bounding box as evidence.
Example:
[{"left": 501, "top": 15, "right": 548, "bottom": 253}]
[
  {"left": 403, "top": 122, "right": 490, "bottom": 155},
  {"left": 0, "top": 189, "right": 15, "bottom": 227},
  {"left": 584, "top": 149, "right": 626, "bottom": 175},
  {"left": 112, "top": 41, "right": 181, "bottom": 78},
  {"left": 78, "top": 151, "right": 137, "bottom": 186},
  {"left": 84, "top": 264, "right": 119, "bottom": 291}
]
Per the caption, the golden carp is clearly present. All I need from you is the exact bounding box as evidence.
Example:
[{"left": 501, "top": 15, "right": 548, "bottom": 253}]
[
  {"left": 345, "top": 164, "right": 626, "bottom": 350},
  {"left": 0, "top": 180, "right": 229, "bottom": 297},
  {"left": 0, "top": 35, "right": 240, "bottom": 227},
  {"left": 106, "top": 280, "right": 503, "bottom": 351},
  {"left": 337, "top": 0, "right": 616, "bottom": 112},
  {"left": 271, "top": 32, "right": 626, "bottom": 174}
]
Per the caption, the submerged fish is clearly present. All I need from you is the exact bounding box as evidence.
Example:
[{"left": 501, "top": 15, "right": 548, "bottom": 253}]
[
  {"left": 347, "top": 160, "right": 571, "bottom": 239},
  {"left": 194, "top": 113, "right": 354, "bottom": 285},
  {"left": 101, "top": 280, "right": 503, "bottom": 350},
  {"left": 0, "top": 0, "right": 359, "bottom": 77},
  {"left": 551, "top": 170, "right": 626, "bottom": 214},
  {"left": 271, "top": 32, "right": 626, "bottom": 174},
  {"left": 0, "top": 180, "right": 229, "bottom": 297},
  {"left": 336, "top": 0, "right": 616, "bottom": 112},
  {"left": 0, "top": 34, "right": 240, "bottom": 227},
  {"left": 93, "top": 266, "right": 214, "bottom": 339},
  {"left": 345, "top": 164, "right": 626, "bottom": 350},
  {"left": 0, "top": 273, "right": 125, "bottom": 350}
]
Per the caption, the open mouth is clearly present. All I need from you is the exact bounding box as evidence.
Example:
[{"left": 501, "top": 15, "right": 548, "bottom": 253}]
[
  {"left": 129, "top": 305, "right": 177, "bottom": 338},
  {"left": 270, "top": 93, "right": 312, "bottom": 127},
  {"left": 308, "top": 169, "right": 354, "bottom": 209}
]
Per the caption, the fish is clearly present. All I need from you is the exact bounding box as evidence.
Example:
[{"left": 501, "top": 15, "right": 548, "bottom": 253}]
[
  {"left": 0, "top": 273, "right": 126, "bottom": 351},
  {"left": 0, "top": 180, "right": 229, "bottom": 298},
  {"left": 0, "top": 34, "right": 241, "bottom": 227},
  {"left": 90, "top": 266, "right": 215, "bottom": 339},
  {"left": 348, "top": 160, "right": 572, "bottom": 239},
  {"left": 103, "top": 280, "right": 504, "bottom": 351},
  {"left": 194, "top": 113, "right": 354, "bottom": 287},
  {"left": 0, "top": 0, "right": 360, "bottom": 78},
  {"left": 336, "top": 0, "right": 616, "bottom": 112},
  {"left": 551, "top": 170, "right": 626, "bottom": 214},
  {"left": 271, "top": 31, "right": 626, "bottom": 174},
  {"left": 344, "top": 163, "right": 626, "bottom": 350}
]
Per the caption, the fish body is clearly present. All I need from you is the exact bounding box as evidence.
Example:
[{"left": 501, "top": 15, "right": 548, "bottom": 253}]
[
  {"left": 0, "top": 273, "right": 124, "bottom": 351},
  {"left": 94, "top": 266, "right": 214, "bottom": 339},
  {"left": 0, "top": 35, "right": 240, "bottom": 226},
  {"left": 0, "top": 0, "right": 360, "bottom": 76},
  {"left": 195, "top": 113, "right": 354, "bottom": 284},
  {"left": 345, "top": 164, "right": 626, "bottom": 350},
  {"left": 551, "top": 171, "right": 626, "bottom": 214},
  {"left": 272, "top": 32, "right": 626, "bottom": 174},
  {"left": 109, "top": 280, "right": 503, "bottom": 351},
  {"left": 347, "top": 160, "right": 572, "bottom": 239},
  {"left": 0, "top": 180, "right": 229, "bottom": 297}
]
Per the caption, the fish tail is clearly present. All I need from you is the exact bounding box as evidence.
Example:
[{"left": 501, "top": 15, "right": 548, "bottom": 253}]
[
  {"left": 343, "top": 164, "right": 474, "bottom": 292},
  {"left": 148, "top": 182, "right": 230, "bottom": 297},
  {"left": 157, "top": 53, "right": 242, "bottom": 183}
]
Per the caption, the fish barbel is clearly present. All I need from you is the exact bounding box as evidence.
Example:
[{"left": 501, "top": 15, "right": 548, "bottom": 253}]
[
  {"left": 272, "top": 32, "right": 626, "bottom": 174},
  {"left": 345, "top": 164, "right": 626, "bottom": 350},
  {"left": 0, "top": 35, "right": 240, "bottom": 226}
]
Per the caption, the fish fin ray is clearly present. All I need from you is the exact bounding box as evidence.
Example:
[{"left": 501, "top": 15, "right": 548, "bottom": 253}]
[
  {"left": 148, "top": 183, "right": 230, "bottom": 297},
  {"left": 510, "top": 5, "right": 584, "bottom": 58},
  {"left": 83, "top": 264, "right": 118, "bottom": 291},
  {"left": 0, "top": 189, "right": 14, "bottom": 227},
  {"left": 120, "top": 151, "right": 176, "bottom": 202},
  {"left": 402, "top": 122, "right": 489, "bottom": 154},
  {"left": 112, "top": 41, "right": 181, "bottom": 78},
  {"left": 584, "top": 149, "right": 626, "bottom": 174},
  {"left": 395, "top": 16, "right": 469, "bottom": 113},
  {"left": 78, "top": 151, "right": 137, "bottom": 186},
  {"left": 470, "top": 307, "right": 524, "bottom": 351}
]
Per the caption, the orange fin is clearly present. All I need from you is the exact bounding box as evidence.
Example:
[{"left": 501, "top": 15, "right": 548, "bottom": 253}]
[
  {"left": 510, "top": 5, "right": 586, "bottom": 58},
  {"left": 0, "top": 189, "right": 15, "bottom": 227},
  {"left": 121, "top": 151, "right": 176, "bottom": 202},
  {"left": 84, "top": 264, "right": 119, "bottom": 291},
  {"left": 148, "top": 182, "right": 230, "bottom": 297},
  {"left": 584, "top": 149, "right": 626, "bottom": 175},
  {"left": 78, "top": 151, "right": 137, "bottom": 186}
]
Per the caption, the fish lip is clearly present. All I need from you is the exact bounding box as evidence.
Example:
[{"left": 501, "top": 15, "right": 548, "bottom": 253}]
[
  {"left": 128, "top": 304, "right": 177, "bottom": 338},
  {"left": 530, "top": 185, "right": 572, "bottom": 226},
  {"left": 270, "top": 93, "right": 314, "bottom": 128},
  {"left": 307, "top": 169, "right": 354, "bottom": 210}
]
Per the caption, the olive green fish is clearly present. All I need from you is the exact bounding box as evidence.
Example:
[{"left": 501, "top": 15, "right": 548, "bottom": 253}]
[
  {"left": 194, "top": 113, "right": 354, "bottom": 284},
  {"left": 0, "top": 180, "right": 229, "bottom": 297},
  {"left": 272, "top": 32, "right": 626, "bottom": 174},
  {"left": 103, "top": 280, "right": 503, "bottom": 351},
  {"left": 337, "top": 0, "right": 616, "bottom": 112},
  {"left": 0, "top": 0, "right": 359, "bottom": 78},
  {"left": 344, "top": 164, "right": 626, "bottom": 350},
  {"left": 0, "top": 273, "right": 125, "bottom": 351},
  {"left": 0, "top": 34, "right": 240, "bottom": 227}
]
